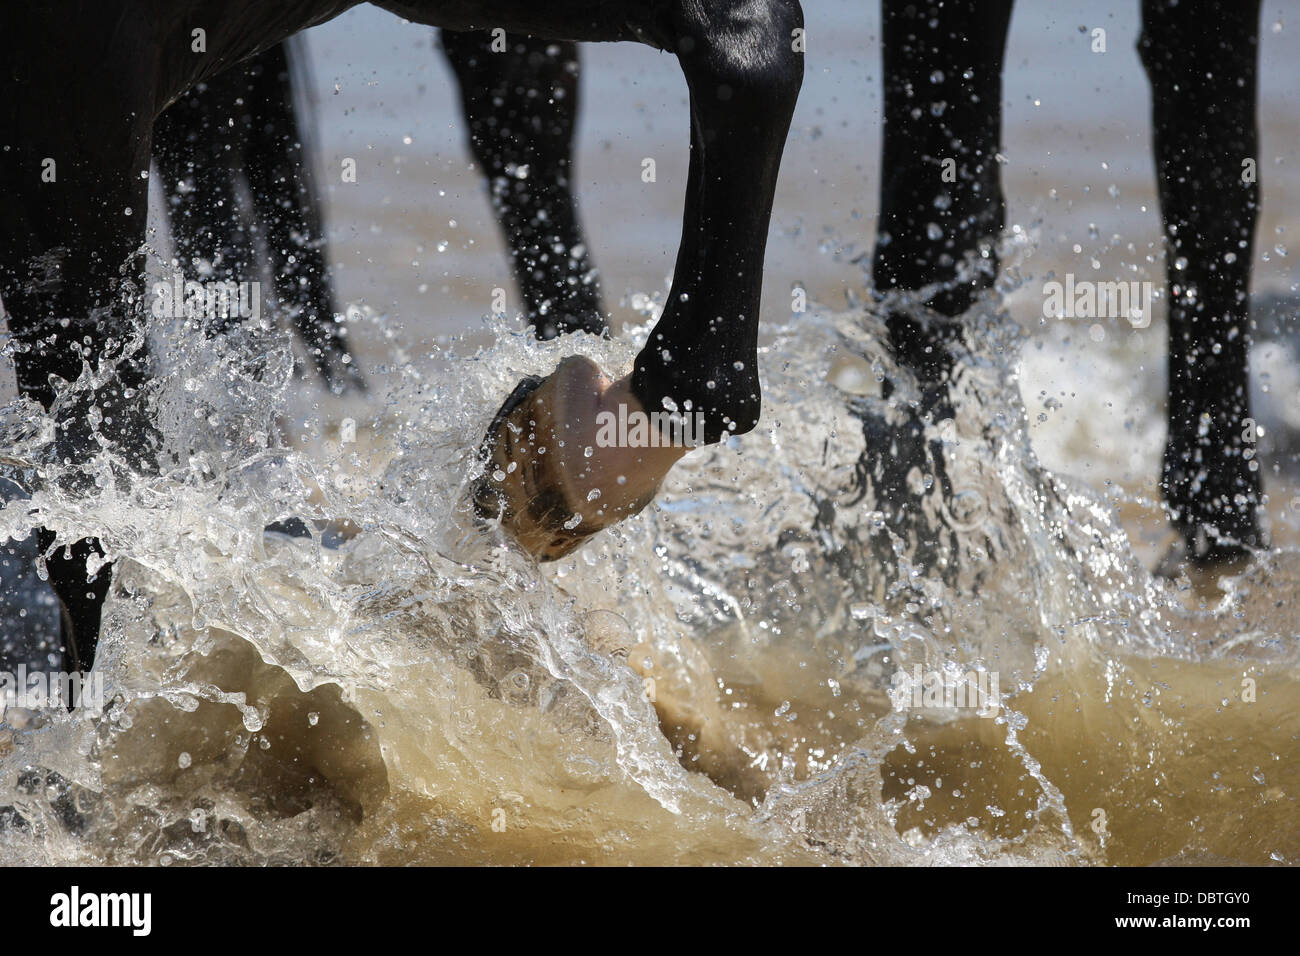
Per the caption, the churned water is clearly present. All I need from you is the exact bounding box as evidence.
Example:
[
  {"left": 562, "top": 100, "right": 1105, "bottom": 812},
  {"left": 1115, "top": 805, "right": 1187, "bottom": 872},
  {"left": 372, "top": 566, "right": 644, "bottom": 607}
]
[{"left": 0, "top": 236, "right": 1295, "bottom": 864}]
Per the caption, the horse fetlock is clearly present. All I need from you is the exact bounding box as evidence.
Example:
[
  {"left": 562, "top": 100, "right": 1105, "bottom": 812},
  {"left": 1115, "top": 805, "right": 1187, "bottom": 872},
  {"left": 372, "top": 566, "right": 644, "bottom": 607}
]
[{"left": 631, "top": 359, "right": 762, "bottom": 446}]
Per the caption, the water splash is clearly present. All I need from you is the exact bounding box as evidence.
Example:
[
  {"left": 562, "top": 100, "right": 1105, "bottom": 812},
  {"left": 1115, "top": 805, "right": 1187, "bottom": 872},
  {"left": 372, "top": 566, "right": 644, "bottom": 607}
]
[{"left": 1, "top": 266, "right": 1296, "bottom": 865}]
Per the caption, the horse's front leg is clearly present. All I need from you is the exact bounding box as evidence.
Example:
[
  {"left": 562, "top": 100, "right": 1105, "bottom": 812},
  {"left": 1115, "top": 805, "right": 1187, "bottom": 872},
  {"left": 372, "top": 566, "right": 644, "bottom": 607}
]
[
  {"left": 1140, "top": 0, "right": 1265, "bottom": 564},
  {"left": 441, "top": 29, "right": 605, "bottom": 339},
  {"left": 477, "top": 0, "right": 805, "bottom": 559},
  {"left": 0, "top": 39, "right": 157, "bottom": 674}
]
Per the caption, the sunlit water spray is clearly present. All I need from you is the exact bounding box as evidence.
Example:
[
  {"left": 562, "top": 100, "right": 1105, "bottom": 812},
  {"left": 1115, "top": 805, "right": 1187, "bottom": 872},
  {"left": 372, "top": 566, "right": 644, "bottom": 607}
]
[{"left": 0, "top": 246, "right": 1296, "bottom": 865}]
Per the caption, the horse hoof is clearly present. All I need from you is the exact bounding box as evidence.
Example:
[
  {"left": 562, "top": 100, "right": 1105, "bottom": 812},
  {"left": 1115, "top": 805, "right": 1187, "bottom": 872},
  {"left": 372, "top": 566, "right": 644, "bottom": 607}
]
[{"left": 473, "top": 356, "right": 660, "bottom": 561}]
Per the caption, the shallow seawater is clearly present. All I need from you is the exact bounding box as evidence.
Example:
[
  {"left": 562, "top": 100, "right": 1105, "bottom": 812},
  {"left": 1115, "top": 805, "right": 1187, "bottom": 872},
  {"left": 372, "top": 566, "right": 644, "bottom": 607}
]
[{"left": 0, "top": 266, "right": 1297, "bottom": 867}]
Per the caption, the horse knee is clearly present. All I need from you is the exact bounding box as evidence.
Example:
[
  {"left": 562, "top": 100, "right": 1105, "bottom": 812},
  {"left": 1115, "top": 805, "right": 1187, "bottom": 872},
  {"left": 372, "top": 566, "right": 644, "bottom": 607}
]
[{"left": 669, "top": 0, "right": 805, "bottom": 114}]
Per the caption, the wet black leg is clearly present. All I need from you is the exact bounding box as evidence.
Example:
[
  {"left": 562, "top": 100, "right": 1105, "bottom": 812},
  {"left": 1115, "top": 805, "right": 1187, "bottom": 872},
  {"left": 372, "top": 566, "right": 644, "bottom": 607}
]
[
  {"left": 873, "top": 0, "right": 1013, "bottom": 385},
  {"left": 629, "top": 0, "right": 805, "bottom": 444},
  {"left": 846, "top": 1, "right": 1013, "bottom": 584},
  {"left": 0, "top": 15, "right": 157, "bottom": 673},
  {"left": 1140, "top": 0, "right": 1264, "bottom": 562},
  {"left": 35, "top": 535, "right": 112, "bottom": 674},
  {"left": 153, "top": 67, "right": 259, "bottom": 333},
  {"left": 154, "top": 41, "right": 359, "bottom": 390},
  {"left": 441, "top": 29, "right": 605, "bottom": 339},
  {"left": 446, "top": 0, "right": 804, "bottom": 560},
  {"left": 244, "top": 38, "right": 361, "bottom": 391}
]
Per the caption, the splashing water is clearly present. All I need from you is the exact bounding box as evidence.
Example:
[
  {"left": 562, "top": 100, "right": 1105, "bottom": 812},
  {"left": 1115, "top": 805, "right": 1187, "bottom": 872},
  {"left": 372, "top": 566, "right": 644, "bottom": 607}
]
[{"left": 1, "top": 255, "right": 1296, "bottom": 866}]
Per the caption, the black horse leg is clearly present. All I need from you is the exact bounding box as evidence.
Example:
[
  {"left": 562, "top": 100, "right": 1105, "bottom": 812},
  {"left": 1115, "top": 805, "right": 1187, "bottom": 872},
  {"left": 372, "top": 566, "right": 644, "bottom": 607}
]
[
  {"left": 847, "top": 1, "right": 1013, "bottom": 583},
  {"left": 1140, "top": 0, "right": 1265, "bottom": 562},
  {"left": 153, "top": 67, "right": 259, "bottom": 334},
  {"left": 621, "top": 3, "right": 805, "bottom": 440},
  {"left": 441, "top": 29, "right": 606, "bottom": 339},
  {"left": 472, "top": 0, "right": 804, "bottom": 557},
  {"left": 629, "top": 1, "right": 805, "bottom": 444},
  {"left": 873, "top": 0, "right": 1014, "bottom": 386},
  {"left": 154, "top": 41, "right": 359, "bottom": 391},
  {"left": 0, "top": 19, "right": 157, "bottom": 673},
  {"left": 244, "top": 38, "right": 361, "bottom": 391},
  {"left": 8, "top": 206, "right": 152, "bottom": 678}
]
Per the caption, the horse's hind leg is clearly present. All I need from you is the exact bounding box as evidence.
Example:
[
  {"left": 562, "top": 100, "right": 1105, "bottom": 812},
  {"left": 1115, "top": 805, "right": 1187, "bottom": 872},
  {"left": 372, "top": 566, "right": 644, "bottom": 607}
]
[
  {"left": 872, "top": 0, "right": 1014, "bottom": 385},
  {"left": 154, "top": 41, "right": 359, "bottom": 391},
  {"left": 243, "top": 39, "right": 361, "bottom": 391},
  {"left": 0, "top": 26, "right": 156, "bottom": 674},
  {"left": 441, "top": 29, "right": 605, "bottom": 339},
  {"left": 1140, "top": 0, "right": 1265, "bottom": 563},
  {"left": 153, "top": 64, "right": 258, "bottom": 334}
]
